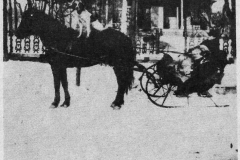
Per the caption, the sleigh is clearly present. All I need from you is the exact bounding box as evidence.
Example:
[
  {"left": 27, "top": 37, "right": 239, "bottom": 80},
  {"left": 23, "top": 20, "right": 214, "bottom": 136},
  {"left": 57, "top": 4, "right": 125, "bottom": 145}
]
[{"left": 137, "top": 51, "right": 228, "bottom": 108}]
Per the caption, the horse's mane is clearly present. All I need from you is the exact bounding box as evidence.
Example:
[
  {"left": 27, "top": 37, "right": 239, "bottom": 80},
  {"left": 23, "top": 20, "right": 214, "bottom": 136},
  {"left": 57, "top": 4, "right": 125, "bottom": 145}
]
[{"left": 34, "top": 9, "right": 79, "bottom": 40}]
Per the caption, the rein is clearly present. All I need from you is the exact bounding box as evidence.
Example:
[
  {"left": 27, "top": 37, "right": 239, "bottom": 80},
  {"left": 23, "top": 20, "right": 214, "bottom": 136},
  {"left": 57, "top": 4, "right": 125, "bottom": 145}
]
[{"left": 48, "top": 47, "right": 107, "bottom": 63}]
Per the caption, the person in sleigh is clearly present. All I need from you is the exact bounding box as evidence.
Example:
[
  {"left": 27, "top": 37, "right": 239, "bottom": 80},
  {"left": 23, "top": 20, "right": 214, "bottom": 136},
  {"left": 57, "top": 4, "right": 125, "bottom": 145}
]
[{"left": 174, "top": 45, "right": 219, "bottom": 98}]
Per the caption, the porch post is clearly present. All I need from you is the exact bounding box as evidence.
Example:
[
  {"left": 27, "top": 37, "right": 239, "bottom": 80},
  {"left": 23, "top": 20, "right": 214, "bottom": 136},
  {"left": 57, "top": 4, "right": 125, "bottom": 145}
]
[
  {"left": 121, "top": 0, "right": 128, "bottom": 34},
  {"left": 129, "top": 0, "right": 137, "bottom": 39},
  {"left": 176, "top": 7, "right": 179, "bottom": 28},
  {"left": 181, "top": 0, "right": 184, "bottom": 29},
  {"left": 183, "top": 0, "right": 188, "bottom": 53},
  {"left": 14, "top": 0, "right": 18, "bottom": 31},
  {"left": 105, "top": 0, "right": 109, "bottom": 24},
  {"left": 8, "top": 0, "right": 13, "bottom": 54},
  {"left": 3, "top": 0, "right": 8, "bottom": 61}
]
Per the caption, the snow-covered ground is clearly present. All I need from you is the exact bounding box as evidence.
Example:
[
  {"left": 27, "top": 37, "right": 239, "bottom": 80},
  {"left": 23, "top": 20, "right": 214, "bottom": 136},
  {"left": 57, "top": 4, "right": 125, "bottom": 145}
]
[{"left": 3, "top": 61, "right": 238, "bottom": 160}]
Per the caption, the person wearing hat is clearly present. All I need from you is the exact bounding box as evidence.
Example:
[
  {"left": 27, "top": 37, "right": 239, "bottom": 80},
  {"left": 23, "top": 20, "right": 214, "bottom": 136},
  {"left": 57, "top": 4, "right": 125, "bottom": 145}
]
[{"left": 174, "top": 46, "right": 217, "bottom": 98}]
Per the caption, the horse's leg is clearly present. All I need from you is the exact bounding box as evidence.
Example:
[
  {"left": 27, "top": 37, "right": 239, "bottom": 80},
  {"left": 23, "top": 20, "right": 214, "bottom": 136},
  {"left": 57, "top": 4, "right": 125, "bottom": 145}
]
[
  {"left": 111, "top": 66, "right": 133, "bottom": 110},
  {"left": 60, "top": 67, "right": 71, "bottom": 108},
  {"left": 50, "top": 64, "right": 61, "bottom": 108},
  {"left": 111, "top": 67, "right": 125, "bottom": 110}
]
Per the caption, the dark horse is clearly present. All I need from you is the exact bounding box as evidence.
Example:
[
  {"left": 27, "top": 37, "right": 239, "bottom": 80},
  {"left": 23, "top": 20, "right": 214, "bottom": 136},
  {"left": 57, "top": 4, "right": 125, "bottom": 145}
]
[{"left": 15, "top": 8, "right": 136, "bottom": 110}]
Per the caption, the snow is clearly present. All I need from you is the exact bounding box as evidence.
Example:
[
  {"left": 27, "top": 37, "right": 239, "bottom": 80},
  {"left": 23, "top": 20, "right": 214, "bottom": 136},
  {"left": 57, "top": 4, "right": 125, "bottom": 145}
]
[{"left": 3, "top": 61, "right": 238, "bottom": 160}]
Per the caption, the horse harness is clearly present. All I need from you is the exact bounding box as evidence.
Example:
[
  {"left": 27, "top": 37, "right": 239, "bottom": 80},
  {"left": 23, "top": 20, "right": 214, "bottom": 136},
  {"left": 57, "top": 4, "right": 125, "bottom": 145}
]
[{"left": 46, "top": 46, "right": 108, "bottom": 63}]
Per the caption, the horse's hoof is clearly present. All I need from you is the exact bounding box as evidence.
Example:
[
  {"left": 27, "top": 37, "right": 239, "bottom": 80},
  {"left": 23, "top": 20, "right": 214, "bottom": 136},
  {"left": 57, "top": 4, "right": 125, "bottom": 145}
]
[
  {"left": 49, "top": 104, "right": 58, "bottom": 109},
  {"left": 60, "top": 103, "right": 69, "bottom": 108},
  {"left": 110, "top": 103, "right": 121, "bottom": 110}
]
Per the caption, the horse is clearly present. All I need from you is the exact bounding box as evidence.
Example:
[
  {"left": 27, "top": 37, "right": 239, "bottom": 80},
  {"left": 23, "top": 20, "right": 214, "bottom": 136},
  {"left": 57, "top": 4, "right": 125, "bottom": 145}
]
[{"left": 15, "top": 8, "right": 136, "bottom": 110}]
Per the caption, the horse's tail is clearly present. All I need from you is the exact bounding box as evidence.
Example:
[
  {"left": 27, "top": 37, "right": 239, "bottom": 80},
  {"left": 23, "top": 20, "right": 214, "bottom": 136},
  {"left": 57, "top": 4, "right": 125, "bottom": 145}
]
[{"left": 123, "top": 48, "right": 136, "bottom": 94}]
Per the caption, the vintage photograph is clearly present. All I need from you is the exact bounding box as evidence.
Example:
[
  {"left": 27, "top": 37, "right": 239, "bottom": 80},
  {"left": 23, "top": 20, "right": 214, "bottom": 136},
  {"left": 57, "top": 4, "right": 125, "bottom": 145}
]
[{"left": 2, "top": 0, "right": 237, "bottom": 159}]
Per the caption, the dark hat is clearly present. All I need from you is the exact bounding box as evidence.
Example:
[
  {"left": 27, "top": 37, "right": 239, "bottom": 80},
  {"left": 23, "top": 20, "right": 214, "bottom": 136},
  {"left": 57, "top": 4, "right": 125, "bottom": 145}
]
[{"left": 211, "top": 0, "right": 217, "bottom": 4}]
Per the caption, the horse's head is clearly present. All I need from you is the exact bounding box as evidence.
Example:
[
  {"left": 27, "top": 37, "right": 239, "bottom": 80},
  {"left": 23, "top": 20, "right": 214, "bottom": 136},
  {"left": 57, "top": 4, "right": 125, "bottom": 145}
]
[{"left": 15, "top": 8, "right": 40, "bottom": 39}]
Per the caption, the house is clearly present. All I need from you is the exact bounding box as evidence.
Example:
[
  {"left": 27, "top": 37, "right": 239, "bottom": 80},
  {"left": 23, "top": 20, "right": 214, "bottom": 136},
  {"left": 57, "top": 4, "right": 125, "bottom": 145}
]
[
  {"left": 4, "top": 0, "right": 234, "bottom": 61},
  {"left": 122, "top": 0, "right": 233, "bottom": 60}
]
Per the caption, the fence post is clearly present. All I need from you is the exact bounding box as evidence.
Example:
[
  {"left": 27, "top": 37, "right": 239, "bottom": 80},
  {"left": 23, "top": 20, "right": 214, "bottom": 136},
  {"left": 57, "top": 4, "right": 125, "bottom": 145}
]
[
  {"left": 14, "top": 0, "right": 18, "bottom": 30},
  {"left": 8, "top": 0, "right": 13, "bottom": 55},
  {"left": 76, "top": 67, "right": 81, "bottom": 86},
  {"left": 129, "top": 0, "right": 138, "bottom": 47},
  {"left": 156, "top": 29, "right": 160, "bottom": 54},
  {"left": 183, "top": 0, "right": 188, "bottom": 53}
]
